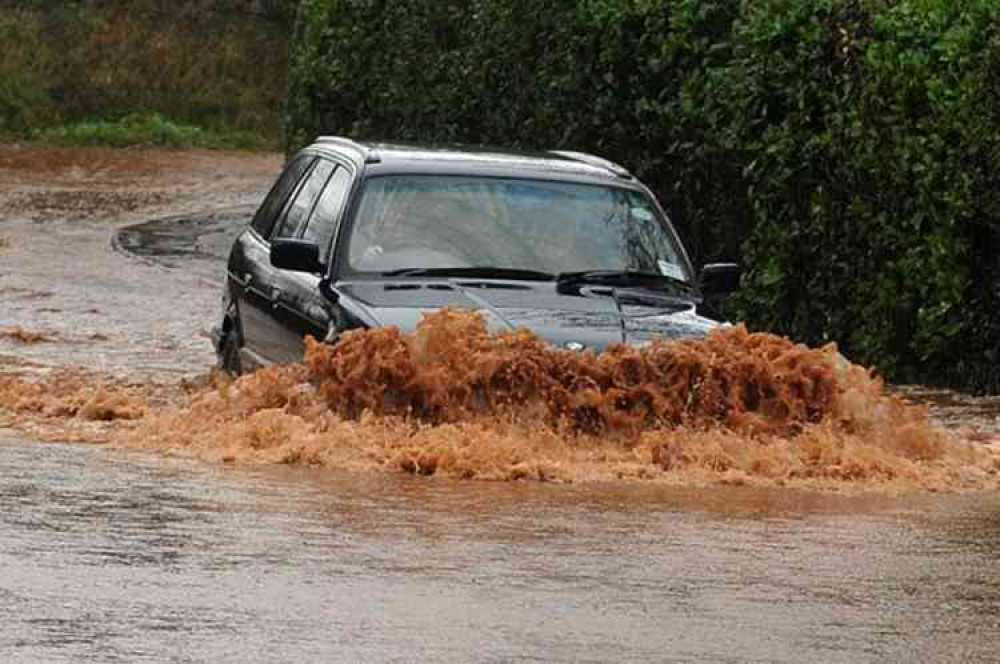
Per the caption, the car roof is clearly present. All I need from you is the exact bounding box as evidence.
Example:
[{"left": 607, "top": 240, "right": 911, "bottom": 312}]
[{"left": 305, "top": 136, "right": 639, "bottom": 187}]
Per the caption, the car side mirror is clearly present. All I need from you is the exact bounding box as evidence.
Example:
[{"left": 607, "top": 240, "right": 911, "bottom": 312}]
[
  {"left": 699, "top": 263, "right": 741, "bottom": 296},
  {"left": 270, "top": 239, "right": 324, "bottom": 273}
]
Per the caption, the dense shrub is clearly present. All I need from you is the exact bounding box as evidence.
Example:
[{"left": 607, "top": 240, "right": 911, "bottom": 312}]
[
  {"left": 721, "top": 0, "right": 1000, "bottom": 390},
  {"left": 0, "top": 0, "right": 298, "bottom": 143},
  {"left": 287, "top": 0, "right": 1000, "bottom": 392}
]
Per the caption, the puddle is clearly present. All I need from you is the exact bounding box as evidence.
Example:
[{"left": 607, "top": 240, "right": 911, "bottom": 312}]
[{"left": 113, "top": 206, "right": 254, "bottom": 272}]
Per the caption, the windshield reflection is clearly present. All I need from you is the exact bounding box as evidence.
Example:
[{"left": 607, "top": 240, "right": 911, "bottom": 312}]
[{"left": 347, "top": 175, "right": 689, "bottom": 280}]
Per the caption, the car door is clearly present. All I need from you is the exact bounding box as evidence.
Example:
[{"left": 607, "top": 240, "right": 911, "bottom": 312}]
[
  {"left": 260, "top": 158, "right": 338, "bottom": 364},
  {"left": 271, "top": 164, "right": 355, "bottom": 363},
  {"left": 230, "top": 155, "right": 314, "bottom": 365}
]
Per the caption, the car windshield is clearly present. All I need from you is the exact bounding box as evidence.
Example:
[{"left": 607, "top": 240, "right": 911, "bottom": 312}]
[{"left": 346, "top": 175, "right": 690, "bottom": 281}]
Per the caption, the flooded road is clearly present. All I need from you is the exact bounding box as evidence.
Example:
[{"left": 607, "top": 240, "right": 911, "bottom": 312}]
[
  {"left": 0, "top": 146, "right": 279, "bottom": 375},
  {"left": 2, "top": 146, "right": 1000, "bottom": 662},
  {"left": 5, "top": 433, "right": 1000, "bottom": 663}
]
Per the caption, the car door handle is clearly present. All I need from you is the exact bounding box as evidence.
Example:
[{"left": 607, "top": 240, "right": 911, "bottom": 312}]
[{"left": 232, "top": 272, "right": 253, "bottom": 288}]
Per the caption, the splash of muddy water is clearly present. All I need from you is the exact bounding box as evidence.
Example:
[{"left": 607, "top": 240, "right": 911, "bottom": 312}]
[{"left": 0, "top": 311, "right": 953, "bottom": 491}]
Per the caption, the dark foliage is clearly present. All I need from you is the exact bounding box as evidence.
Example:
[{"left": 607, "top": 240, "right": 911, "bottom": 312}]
[{"left": 0, "top": 0, "right": 299, "bottom": 140}]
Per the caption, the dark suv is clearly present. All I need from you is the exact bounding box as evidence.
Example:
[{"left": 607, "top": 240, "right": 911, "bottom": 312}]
[{"left": 213, "top": 138, "right": 739, "bottom": 373}]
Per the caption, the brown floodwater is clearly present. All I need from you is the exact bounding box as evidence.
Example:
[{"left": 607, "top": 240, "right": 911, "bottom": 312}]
[
  {"left": 2, "top": 145, "right": 1000, "bottom": 662},
  {"left": 4, "top": 433, "right": 1000, "bottom": 663},
  {"left": 0, "top": 146, "right": 278, "bottom": 375}
]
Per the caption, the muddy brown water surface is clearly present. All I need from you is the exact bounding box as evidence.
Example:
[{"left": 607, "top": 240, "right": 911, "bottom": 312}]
[
  {"left": 0, "top": 146, "right": 275, "bottom": 375},
  {"left": 2, "top": 145, "right": 1000, "bottom": 662}
]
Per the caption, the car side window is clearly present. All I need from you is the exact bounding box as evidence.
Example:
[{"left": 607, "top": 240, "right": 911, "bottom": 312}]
[
  {"left": 251, "top": 155, "right": 314, "bottom": 238},
  {"left": 301, "top": 167, "right": 352, "bottom": 264},
  {"left": 271, "top": 159, "right": 336, "bottom": 240}
]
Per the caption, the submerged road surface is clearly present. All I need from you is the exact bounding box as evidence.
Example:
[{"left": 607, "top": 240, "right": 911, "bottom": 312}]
[
  {"left": 4, "top": 434, "right": 1000, "bottom": 663},
  {"left": 2, "top": 146, "right": 1000, "bottom": 662}
]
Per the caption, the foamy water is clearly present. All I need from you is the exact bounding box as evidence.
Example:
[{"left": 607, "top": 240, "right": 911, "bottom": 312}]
[{"left": 4, "top": 311, "right": 996, "bottom": 492}]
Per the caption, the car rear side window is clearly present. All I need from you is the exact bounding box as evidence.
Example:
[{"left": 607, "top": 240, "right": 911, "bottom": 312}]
[
  {"left": 301, "top": 167, "right": 352, "bottom": 264},
  {"left": 251, "top": 155, "right": 314, "bottom": 238},
  {"left": 272, "top": 159, "right": 335, "bottom": 240}
]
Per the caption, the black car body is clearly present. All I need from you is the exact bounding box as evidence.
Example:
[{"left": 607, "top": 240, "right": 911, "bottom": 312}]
[{"left": 213, "top": 138, "right": 739, "bottom": 373}]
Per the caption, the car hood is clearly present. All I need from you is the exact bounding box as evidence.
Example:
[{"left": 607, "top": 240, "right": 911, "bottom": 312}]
[{"left": 336, "top": 280, "right": 720, "bottom": 350}]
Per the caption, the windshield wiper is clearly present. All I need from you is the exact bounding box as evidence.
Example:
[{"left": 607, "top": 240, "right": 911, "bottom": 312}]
[
  {"left": 382, "top": 266, "right": 556, "bottom": 280},
  {"left": 613, "top": 288, "right": 695, "bottom": 310},
  {"left": 556, "top": 269, "right": 693, "bottom": 293}
]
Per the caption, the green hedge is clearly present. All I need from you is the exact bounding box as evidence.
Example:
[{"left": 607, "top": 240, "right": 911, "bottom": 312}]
[
  {"left": 0, "top": 0, "right": 297, "bottom": 142},
  {"left": 287, "top": 0, "right": 1000, "bottom": 393}
]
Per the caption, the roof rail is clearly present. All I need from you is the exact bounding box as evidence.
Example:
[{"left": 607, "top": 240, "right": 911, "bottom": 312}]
[
  {"left": 315, "top": 135, "right": 381, "bottom": 164},
  {"left": 549, "top": 150, "right": 632, "bottom": 179}
]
